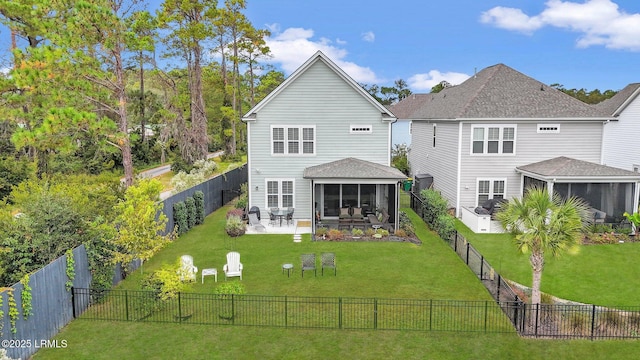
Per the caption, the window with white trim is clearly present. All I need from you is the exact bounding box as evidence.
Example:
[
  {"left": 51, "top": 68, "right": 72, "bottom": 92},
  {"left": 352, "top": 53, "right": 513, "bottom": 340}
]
[
  {"left": 477, "top": 179, "right": 506, "bottom": 205},
  {"left": 266, "top": 179, "right": 294, "bottom": 208},
  {"left": 271, "top": 126, "right": 315, "bottom": 155},
  {"left": 472, "top": 125, "right": 516, "bottom": 154}
]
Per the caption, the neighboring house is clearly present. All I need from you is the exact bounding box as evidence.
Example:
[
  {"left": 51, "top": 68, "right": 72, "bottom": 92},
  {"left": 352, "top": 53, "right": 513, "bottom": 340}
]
[
  {"left": 597, "top": 83, "right": 640, "bottom": 173},
  {"left": 392, "top": 63, "right": 640, "bottom": 233},
  {"left": 241, "top": 51, "right": 406, "bottom": 232}
]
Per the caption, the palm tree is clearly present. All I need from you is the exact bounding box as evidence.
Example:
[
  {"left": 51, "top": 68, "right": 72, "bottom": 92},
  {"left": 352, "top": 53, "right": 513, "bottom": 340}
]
[{"left": 496, "top": 186, "right": 590, "bottom": 307}]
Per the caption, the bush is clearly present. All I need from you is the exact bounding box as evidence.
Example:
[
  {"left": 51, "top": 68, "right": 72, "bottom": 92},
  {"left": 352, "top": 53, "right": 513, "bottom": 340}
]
[
  {"left": 193, "top": 191, "right": 205, "bottom": 225},
  {"left": 226, "top": 208, "right": 244, "bottom": 219},
  {"left": 225, "top": 215, "right": 245, "bottom": 237},
  {"left": 434, "top": 213, "right": 455, "bottom": 240},
  {"left": 315, "top": 227, "right": 328, "bottom": 237},
  {"left": 173, "top": 201, "right": 188, "bottom": 234},
  {"left": 376, "top": 229, "right": 390, "bottom": 237},
  {"left": 351, "top": 228, "right": 364, "bottom": 236},
  {"left": 420, "top": 188, "right": 449, "bottom": 225},
  {"left": 185, "top": 197, "right": 196, "bottom": 229},
  {"left": 398, "top": 211, "right": 415, "bottom": 235},
  {"left": 395, "top": 228, "right": 408, "bottom": 237},
  {"left": 326, "top": 228, "right": 344, "bottom": 241},
  {"left": 235, "top": 183, "right": 248, "bottom": 210}
]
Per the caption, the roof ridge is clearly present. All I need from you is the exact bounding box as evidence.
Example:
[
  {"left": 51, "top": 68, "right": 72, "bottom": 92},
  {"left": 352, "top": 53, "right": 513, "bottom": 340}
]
[{"left": 458, "top": 64, "right": 502, "bottom": 117}]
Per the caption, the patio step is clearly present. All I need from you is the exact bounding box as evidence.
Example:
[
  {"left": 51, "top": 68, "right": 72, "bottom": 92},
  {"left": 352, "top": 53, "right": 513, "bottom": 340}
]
[{"left": 293, "top": 234, "right": 302, "bottom": 243}]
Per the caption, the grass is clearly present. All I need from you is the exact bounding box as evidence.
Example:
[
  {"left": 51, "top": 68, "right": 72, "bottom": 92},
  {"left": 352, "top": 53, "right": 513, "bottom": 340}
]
[
  {"left": 32, "top": 206, "right": 640, "bottom": 359},
  {"left": 457, "top": 220, "right": 640, "bottom": 307}
]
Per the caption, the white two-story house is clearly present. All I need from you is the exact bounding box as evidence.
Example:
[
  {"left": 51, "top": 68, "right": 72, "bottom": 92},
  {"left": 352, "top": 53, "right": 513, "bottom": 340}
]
[
  {"left": 242, "top": 51, "right": 406, "bottom": 232},
  {"left": 393, "top": 64, "right": 640, "bottom": 233}
]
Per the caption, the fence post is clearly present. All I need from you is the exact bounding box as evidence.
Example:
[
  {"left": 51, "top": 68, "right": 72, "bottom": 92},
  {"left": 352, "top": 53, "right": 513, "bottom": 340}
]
[
  {"left": 373, "top": 298, "right": 378, "bottom": 330},
  {"left": 178, "top": 292, "right": 182, "bottom": 324},
  {"left": 513, "top": 296, "right": 519, "bottom": 332},
  {"left": 591, "top": 304, "right": 597, "bottom": 340},
  {"left": 125, "top": 290, "right": 129, "bottom": 321},
  {"left": 466, "top": 242, "right": 470, "bottom": 265},
  {"left": 429, "top": 299, "right": 433, "bottom": 331},
  {"left": 285, "top": 296, "right": 288, "bottom": 328},
  {"left": 231, "top": 294, "right": 235, "bottom": 325},
  {"left": 480, "top": 256, "right": 484, "bottom": 280},
  {"left": 534, "top": 303, "right": 539, "bottom": 337},
  {"left": 496, "top": 274, "right": 501, "bottom": 302},
  {"left": 339, "top": 297, "right": 342, "bottom": 329},
  {"left": 71, "top": 287, "right": 76, "bottom": 319},
  {"left": 454, "top": 232, "right": 458, "bottom": 252},
  {"left": 484, "top": 301, "right": 489, "bottom": 333}
]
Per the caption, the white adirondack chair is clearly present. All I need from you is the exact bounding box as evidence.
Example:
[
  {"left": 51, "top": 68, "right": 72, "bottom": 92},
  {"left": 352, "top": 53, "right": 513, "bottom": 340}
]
[
  {"left": 179, "top": 255, "right": 198, "bottom": 282},
  {"left": 223, "top": 251, "right": 243, "bottom": 280}
]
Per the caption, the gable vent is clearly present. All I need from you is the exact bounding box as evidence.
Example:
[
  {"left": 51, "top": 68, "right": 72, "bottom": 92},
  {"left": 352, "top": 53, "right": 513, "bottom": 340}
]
[
  {"left": 537, "top": 124, "right": 560, "bottom": 134},
  {"left": 350, "top": 125, "right": 372, "bottom": 134}
]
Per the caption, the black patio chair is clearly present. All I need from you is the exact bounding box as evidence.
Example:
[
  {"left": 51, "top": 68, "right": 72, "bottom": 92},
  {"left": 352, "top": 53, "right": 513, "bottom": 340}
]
[
  {"left": 321, "top": 252, "right": 336, "bottom": 276},
  {"left": 301, "top": 253, "right": 316, "bottom": 277}
]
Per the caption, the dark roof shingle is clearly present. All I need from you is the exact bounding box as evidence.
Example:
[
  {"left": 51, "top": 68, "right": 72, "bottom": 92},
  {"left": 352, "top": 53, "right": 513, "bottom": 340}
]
[
  {"left": 392, "top": 64, "right": 606, "bottom": 119},
  {"left": 303, "top": 157, "right": 406, "bottom": 180}
]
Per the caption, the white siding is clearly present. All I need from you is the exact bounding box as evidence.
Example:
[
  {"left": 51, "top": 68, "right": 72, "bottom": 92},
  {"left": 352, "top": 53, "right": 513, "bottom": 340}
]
[
  {"left": 409, "top": 121, "right": 459, "bottom": 207},
  {"left": 247, "top": 60, "right": 391, "bottom": 219},
  {"left": 458, "top": 121, "right": 603, "bottom": 209},
  {"left": 602, "top": 97, "right": 640, "bottom": 171}
]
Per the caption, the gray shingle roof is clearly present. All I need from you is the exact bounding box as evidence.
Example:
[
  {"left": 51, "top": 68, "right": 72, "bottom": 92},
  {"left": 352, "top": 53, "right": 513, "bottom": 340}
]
[
  {"left": 593, "top": 83, "right": 640, "bottom": 116},
  {"left": 516, "top": 157, "right": 640, "bottom": 179},
  {"left": 392, "top": 64, "right": 605, "bottom": 119},
  {"left": 303, "top": 157, "right": 407, "bottom": 180}
]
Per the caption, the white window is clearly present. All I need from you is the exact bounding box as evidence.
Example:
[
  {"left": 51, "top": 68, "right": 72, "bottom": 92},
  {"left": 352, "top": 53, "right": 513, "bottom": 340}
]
[
  {"left": 432, "top": 124, "right": 437, "bottom": 147},
  {"left": 271, "top": 126, "right": 315, "bottom": 155},
  {"left": 477, "top": 179, "right": 506, "bottom": 205},
  {"left": 537, "top": 124, "right": 560, "bottom": 133},
  {"left": 350, "top": 125, "right": 372, "bottom": 134},
  {"left": 266, "top": 179, "right": 295, "bottom": 208},
  {"left": 471, "top": 125, "right": 516, "bottom": 155}
]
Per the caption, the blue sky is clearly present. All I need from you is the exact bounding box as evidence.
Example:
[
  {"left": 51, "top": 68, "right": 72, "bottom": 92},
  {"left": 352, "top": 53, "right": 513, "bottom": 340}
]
[
  {"left": 2, "top": 0, "right": 638, "bottom": 145},
  {"left": 240, "top": 0, "right": 639, "bottom": 93}
]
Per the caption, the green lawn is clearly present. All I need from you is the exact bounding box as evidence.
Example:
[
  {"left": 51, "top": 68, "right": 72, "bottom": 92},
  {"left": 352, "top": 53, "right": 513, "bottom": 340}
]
[
  {"left": 32, "top": 207, "right": 640, "bottom": 359},
  {"left": 456, "top": 220, "right": 640, "bottom": 307}
]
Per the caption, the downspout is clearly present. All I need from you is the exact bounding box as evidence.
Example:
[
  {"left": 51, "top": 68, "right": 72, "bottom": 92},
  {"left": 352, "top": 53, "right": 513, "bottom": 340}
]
[
  {"left": 600, "top": 120, "right": 609, "bottom": 165},
  {"left": 246, "top": 122, "right": 252, "bottom": 208}
]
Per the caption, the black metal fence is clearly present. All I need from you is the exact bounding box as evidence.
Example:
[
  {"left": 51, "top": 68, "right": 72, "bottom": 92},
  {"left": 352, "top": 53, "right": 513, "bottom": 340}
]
[
  {"left": 408, "top": 190, "right": 640, "bottom": 339},
  {"left": 71, "top": 288, "right": 514, "bottom": 333}
]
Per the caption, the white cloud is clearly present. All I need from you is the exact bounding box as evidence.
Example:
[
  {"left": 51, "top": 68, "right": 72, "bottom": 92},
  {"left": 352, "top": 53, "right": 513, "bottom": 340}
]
[
  {"left": 480, "top": 6, "right": 544, "bottom": 34},
  {"left": 263, "top": 26, "right": 381, "bottom": 83},
  {"left": 361, "top": 31, "right": 375, "bottom": 42},
  {"left": 407, "top": 70, "right": 470, "bottom": 92},
  {"left": 480, "top": 0, "right": 640, "bottom": 51}
]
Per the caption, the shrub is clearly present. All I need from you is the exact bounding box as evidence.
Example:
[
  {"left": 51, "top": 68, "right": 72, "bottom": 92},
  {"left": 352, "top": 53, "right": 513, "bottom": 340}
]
[
  {"left": 193, "top": 191, "right": 205, "bottom": 225},
  {"left": 173, "top": 201, "right": 188, "bottom": 234},
  {"left": 235, "top": 183, "right": 248, "bottom": 210},
  {"left": 376, "top": 229, "right": 390, "bottom": 237},
  {"left": 185, "top": 197, "right": 196, "bottom": 229},
  {"left": 315, "top": 227, "right": 328, "bottom": 237},
  {"left": 420, "top": 188, "right": 449, "bottom": 225},
  {"left": 365, "top": 228, "right": 376, "bottom": 237},
  {"left": 433, "top": 213, "right": 455, "bottom": 240},
  {"left": 170, "top": 159, "right": 217, "bottom": 193},
  {"left": 398, "top": 211, "right": 415, "bottom": 235},
  {"left": 226, "top": 208, "right": 244, "bottom": 219},
  {"left": 225, "top": 215, "right": 245, "bottom": 237},
  {"left": 395, "top": 228, "right": 408, "bottom": 237},
  {"left": 351, "top": 228, "right": 364, "bottom": 236},
  {"left": 326, "top": 228, "right": 344, "bottom": 241}
]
